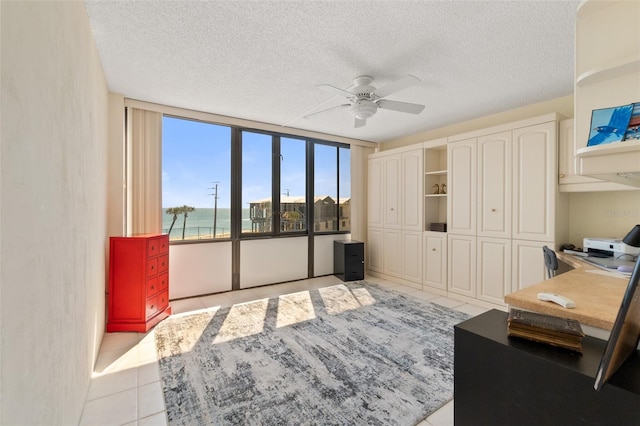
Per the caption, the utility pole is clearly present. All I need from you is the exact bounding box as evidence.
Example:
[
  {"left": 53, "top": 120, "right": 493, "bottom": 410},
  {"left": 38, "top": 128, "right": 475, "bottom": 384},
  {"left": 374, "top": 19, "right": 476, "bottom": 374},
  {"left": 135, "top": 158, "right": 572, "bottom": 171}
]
[
  {"left": 283, "top": 188, "right": 290, "bottom": 197},
  {"left": 208, "top": 182, "right": 219, "bottom": 238}
]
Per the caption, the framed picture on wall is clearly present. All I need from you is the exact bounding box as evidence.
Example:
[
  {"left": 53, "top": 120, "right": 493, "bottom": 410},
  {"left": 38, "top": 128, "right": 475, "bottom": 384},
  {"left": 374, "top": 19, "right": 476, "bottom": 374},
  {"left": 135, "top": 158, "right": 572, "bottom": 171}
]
[{"left": 587, "top": 103, "right": 633, "bottom": 147}]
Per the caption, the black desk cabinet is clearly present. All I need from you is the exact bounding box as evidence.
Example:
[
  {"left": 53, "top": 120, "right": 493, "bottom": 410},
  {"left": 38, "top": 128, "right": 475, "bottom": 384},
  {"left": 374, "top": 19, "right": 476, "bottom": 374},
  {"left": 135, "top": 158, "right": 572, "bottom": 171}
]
[
  {"left": 454, "top": 309, "right": 640, "bottom": 426},
  {"left": 334, "top": 240, "right": 364, "bottom": 281}
]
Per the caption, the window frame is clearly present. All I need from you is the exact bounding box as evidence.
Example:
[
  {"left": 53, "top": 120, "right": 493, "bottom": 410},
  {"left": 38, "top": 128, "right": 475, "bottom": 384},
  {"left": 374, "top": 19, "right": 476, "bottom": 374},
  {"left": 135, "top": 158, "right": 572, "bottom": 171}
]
[{"left": 162, "top": 116, "right": 351, "bottom": 244}]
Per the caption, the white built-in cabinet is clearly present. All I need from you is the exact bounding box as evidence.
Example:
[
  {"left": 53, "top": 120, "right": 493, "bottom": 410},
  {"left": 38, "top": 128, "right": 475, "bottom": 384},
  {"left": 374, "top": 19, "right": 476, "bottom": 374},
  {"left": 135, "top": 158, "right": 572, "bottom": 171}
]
[
  {"left": 423, "top": 232, "right": 446, "bottom": 290},
  {"left": 383, "top": 154, "right": 401, "bottom": 228},
  {"left": 477, "top": 131, "right": 511, "bottom": 239},
  {"left": 368, "top": 114, "right": 567, "bottom": 307},
  {"left": 367, "top": 227, "right": 383, "bottom": 273},
  {"left": 477, "top": 237, "right": 511, "bottom": 305},
  {"left": 383, "top": 229, "right": 401, "bottom": 278},
  {"left": 512, "top": 122, "right": 557, "bottom": 242},
  {"left": 447, "top": 234, "right": 476, "bottom": 298},
  {"left": 367, "top": 147, "right": 423, "bottom": 284},
  {"left": 447, "top": 139, "right": 476, "bottom": 235},
  {"left": 446, "top": 114, "right": 567, "bottom": 306}
]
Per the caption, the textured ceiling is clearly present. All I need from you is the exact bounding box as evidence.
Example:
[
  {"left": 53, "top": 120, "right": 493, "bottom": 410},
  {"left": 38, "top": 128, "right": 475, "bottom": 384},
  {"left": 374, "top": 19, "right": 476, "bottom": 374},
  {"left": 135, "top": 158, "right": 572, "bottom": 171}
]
[{"left": 85, "top": 0, "right": 579, "bottom": 143}]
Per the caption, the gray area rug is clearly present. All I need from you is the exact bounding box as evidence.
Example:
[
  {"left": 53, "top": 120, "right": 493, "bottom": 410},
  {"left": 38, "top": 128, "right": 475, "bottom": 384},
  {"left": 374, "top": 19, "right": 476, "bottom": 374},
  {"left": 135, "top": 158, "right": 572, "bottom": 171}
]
[{"left": 155, "top": 281, "right": 470, "bottom": 425}]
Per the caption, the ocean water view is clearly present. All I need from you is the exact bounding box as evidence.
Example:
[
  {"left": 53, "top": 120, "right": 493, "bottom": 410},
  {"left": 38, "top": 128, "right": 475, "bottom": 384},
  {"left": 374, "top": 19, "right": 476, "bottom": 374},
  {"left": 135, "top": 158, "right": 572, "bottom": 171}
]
[{"left": 162, "top": 208, "right": 250, "bottom": 240}]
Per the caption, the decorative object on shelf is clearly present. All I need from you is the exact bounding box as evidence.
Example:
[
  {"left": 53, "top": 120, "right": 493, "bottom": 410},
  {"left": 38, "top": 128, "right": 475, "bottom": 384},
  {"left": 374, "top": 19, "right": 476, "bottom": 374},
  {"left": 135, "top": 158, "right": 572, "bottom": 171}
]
[
  {"left": 432, "top": 183, "right": 440, "bottom": 194},
  {"left": 587, "top": 103, "right": 634, "bottom": 146},
  {"left": 441, "top": 183, "right": 447, "bottom": 194},
  {"left": 429, "top": 222, "right": 447, "bottom": 232},
  {"left": 624, "top": 103, "right": 640, "bottom": 141}
]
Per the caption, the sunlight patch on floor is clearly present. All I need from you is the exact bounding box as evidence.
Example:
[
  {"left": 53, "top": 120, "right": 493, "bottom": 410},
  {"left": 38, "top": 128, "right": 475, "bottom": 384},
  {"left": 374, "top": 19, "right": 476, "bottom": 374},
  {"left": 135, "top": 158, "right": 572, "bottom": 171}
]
[
  {"left": 351, "top": 287, "right": 376, "bottom": 306},
  {"left": 276, "top": 291, "right": 316, "bottom": 328},
  {"left": 213, "top": 298, "right": 269, "bottom": 344},
  {"left": 319, "top": 284, "right": 373, "bottom": 315}
]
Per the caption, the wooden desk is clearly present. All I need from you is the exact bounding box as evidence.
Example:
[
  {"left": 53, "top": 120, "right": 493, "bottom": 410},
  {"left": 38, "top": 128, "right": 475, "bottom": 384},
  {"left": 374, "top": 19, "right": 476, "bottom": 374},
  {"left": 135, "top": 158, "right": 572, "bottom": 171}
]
[{"left": 504, "top": 254, "right": 629, "bottom": 330}]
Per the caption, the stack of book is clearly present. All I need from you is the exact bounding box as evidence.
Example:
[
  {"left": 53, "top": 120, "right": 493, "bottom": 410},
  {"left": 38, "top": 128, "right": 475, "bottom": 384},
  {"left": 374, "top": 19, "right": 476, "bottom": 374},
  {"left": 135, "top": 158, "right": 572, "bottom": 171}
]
[{"left": 507, "top": 308, "right": 585, "bottom": 353}]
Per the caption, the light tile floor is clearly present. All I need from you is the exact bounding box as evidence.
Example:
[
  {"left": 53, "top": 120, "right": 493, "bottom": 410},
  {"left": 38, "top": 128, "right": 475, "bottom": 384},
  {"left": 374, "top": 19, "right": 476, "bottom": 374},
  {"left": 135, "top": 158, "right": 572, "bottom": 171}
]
[{"left": 80, "top": 275, "right": 492, "bottom": 426}]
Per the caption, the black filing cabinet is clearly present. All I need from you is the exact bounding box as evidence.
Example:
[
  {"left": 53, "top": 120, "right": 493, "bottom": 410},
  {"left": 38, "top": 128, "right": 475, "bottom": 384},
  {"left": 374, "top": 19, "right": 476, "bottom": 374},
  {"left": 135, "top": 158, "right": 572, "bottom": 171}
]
[{"left": 334, "top": 240, "right": 364, "bottom": 281}]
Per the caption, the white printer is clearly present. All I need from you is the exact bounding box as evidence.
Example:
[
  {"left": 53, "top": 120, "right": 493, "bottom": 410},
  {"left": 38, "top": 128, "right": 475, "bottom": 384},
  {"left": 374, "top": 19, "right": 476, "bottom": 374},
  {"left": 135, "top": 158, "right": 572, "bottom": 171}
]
[{"left": 583, "top": 237, "right": 640, "bottom": 259}]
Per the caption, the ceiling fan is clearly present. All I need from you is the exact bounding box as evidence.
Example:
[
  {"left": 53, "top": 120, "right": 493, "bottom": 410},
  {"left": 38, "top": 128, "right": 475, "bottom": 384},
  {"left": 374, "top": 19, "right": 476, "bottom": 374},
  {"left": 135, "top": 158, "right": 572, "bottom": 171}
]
[{"left": 304, "top": 75, "right": 425, "bottom": 128}]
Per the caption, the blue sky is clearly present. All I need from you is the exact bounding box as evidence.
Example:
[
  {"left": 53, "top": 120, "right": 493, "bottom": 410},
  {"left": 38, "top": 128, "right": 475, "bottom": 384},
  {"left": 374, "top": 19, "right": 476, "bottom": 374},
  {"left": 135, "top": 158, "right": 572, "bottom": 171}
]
[{"left": 162, "top": 116, "right": 350, "bottom": 208}]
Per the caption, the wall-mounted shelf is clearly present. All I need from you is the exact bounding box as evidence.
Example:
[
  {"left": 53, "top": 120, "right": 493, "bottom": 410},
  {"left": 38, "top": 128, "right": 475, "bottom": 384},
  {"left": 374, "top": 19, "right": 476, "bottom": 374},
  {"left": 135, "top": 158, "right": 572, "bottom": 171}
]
[
  {"left": 425, "top": 169, "right": 447, "bottom": 176},
  {"left": 425, "top": 194, "right": 447, "bottom": 198},
  {"left": 576, "top": 57, "right": 640, "bottom": 87}
]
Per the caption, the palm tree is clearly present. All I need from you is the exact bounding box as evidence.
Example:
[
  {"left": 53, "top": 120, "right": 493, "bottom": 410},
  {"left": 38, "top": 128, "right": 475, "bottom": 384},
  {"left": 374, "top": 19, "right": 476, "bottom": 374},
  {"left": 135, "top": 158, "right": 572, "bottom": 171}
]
[
  {"left": 165, "top": 207, "right": 180, "bottom": 236},
  {"left": 180, "top": 205, "right": 195, "bottom": 240}
]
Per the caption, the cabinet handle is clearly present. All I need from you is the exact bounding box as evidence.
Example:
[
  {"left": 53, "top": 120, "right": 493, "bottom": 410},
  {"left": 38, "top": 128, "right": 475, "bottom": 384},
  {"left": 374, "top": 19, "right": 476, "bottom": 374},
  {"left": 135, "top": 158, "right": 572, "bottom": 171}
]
[
  {"left": 390, "top": 208, "right": 394, "bottom": 211},
  {"left": 432, "top": 248, "right": 436, "bottom": 251},
  {"left": 559, "top": 173, "right": 566, "bottom": 178},
  {"left": 151, "top": 285, "right": 155, "bottom": 290},
  {"left": 491, "top": 208, "right": 496, "bottom": 212}
]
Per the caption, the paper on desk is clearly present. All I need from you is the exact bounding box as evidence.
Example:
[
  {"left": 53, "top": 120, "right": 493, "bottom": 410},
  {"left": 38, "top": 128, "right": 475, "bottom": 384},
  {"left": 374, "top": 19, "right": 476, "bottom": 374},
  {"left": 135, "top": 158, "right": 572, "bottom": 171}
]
[{"left": 584, "top": 269, "right": 630, "bottom": 279}]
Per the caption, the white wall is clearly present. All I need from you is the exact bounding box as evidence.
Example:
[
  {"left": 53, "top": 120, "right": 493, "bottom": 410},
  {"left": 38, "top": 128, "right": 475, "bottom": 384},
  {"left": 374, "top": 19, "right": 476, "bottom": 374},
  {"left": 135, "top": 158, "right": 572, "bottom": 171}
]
[
  {"left": 241, "top": 237, "right": 308, "bottom": 288},
  {"left": 314, "top": 234, "right": 352, "bottom": 276},
  {"left": 169, "top": 242, "right": 233, "bottom": 299},
  {"left": 1, "top": 2, "right": 108, "bottom": 424}
]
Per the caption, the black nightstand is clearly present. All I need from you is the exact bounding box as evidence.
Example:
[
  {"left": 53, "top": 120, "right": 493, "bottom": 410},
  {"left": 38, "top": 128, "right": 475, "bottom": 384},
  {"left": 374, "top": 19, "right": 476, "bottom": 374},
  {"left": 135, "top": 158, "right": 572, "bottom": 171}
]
[{"left": 334, "top": 240, "right": 364, "bottom": 281}]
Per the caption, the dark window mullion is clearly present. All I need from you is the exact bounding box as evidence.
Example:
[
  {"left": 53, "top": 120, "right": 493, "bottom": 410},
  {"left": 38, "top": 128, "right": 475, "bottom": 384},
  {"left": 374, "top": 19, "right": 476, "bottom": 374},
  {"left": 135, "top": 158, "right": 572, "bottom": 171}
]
[{"left": 273, "top": 135, "right": 281, "bottom": 235}]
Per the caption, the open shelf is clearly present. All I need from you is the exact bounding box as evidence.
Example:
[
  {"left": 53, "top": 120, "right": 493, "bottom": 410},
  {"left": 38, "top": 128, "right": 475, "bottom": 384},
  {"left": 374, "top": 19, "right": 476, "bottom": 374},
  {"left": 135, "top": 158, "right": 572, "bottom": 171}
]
[{"left": 424, "top": 143, "right": 448, "bottom": 231}]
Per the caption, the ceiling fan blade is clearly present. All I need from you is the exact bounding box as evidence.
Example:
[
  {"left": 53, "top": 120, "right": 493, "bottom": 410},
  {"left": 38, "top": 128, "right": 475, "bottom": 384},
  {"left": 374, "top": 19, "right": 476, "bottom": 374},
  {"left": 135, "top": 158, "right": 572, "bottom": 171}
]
[
  {"left": 375, "top": 75, "right": 420, "bottom": 99},
  {"left": 317, "top": 84, "right": 355, "bottom": 99},
  {"left": 377, "top": 99, "right": 425, "bottom": 115},
  {"left": 303, "top": 104, "right": 350, "bottom": 119},
  {"left": 354, "top": 117, "right": 366, "bottom": 128}
]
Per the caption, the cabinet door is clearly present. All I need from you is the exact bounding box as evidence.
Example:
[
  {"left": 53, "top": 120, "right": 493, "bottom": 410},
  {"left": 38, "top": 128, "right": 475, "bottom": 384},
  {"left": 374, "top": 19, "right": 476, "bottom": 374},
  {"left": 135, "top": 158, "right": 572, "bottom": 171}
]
[
  {"left": 424, "top": 232, "right": 447, "bottom": 290},
  {"left": 383, "top": 154, "right": 402, "bottom": 228},
  {"left": 368, "top": 157, "right": 383, "bottom": 228},
  {"left": 511, "top": 239, "right": 549, "bottom": 291},
  {"left": 448, "top": 139, "right": 476, "bottom": 235},
  {"left": 447, "top": 234, "right": 476, "bottom": 297},
  {"left": 512, "top": 122, "right": 556, "bottom": 241},
  {"left": 477, "top": 237, "right": 511, "bottom": 306},
  {"left": 383, "top": 229, "right": 402, "bottom": 277},
  {"left": 367, "top": 227, "right": 383, "bottom": 273},
  {"left": 477, "top": 131, "right": 511, "bottom": 238},
  {"left": 401, "top": 231, "right": 423, "bottom": 283},
  {"left": 402, "top": 149, "right": 423, "bottom": 231}
]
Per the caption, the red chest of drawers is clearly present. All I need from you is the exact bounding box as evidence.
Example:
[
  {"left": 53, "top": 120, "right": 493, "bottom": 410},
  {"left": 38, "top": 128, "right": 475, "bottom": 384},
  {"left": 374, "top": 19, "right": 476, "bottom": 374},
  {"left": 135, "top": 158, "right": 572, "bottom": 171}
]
[{"left": 107, "top": 234, "right": 172, "bottom": 332}]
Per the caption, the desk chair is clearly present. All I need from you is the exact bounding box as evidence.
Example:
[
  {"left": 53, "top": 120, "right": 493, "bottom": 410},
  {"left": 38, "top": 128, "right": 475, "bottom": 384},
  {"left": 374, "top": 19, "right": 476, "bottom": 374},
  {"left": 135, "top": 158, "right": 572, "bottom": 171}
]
[{"left": 542, "top": 245, "right": 558, "bottom": 279}]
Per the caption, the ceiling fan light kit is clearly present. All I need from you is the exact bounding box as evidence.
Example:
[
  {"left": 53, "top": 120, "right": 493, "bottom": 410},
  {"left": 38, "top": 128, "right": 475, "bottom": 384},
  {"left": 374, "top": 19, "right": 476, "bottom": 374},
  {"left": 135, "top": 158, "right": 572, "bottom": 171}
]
[{"left": 305, "top": 74, "right": 426, "bottom": 128}]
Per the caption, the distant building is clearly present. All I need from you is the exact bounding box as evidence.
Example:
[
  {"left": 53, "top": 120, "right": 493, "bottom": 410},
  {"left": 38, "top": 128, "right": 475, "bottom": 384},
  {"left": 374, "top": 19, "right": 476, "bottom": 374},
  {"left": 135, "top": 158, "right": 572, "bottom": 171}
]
[{"left": 248, "top": 195, "right": 350, "bottom": 232}]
